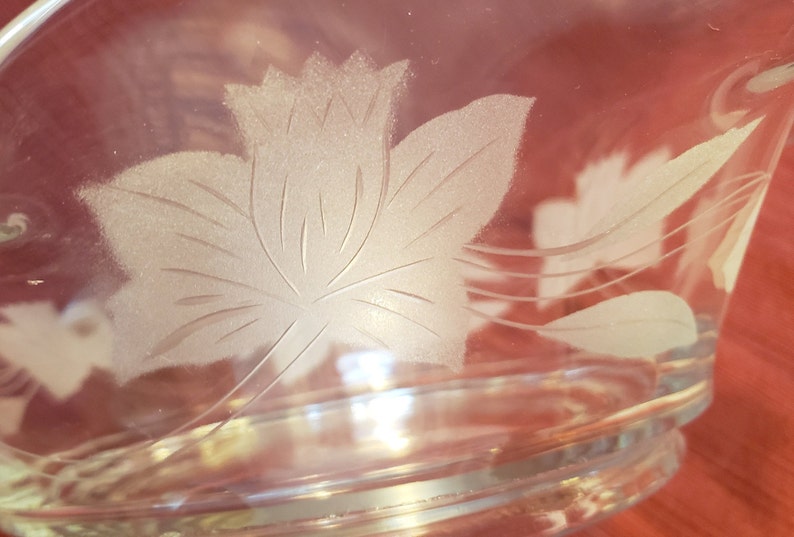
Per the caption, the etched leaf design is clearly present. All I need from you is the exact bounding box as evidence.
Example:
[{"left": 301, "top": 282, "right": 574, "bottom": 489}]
[
  {"left": 81, "top": 53, "right": 533, "bottom": 382},
  {"left": 0, "top": 301, "right": 112, "bottom": 400},
  {"left": 536, "top": 291, "right": 697, "bottom": 358},
  {"left": 533, "top": 150, "right": 668, "bottom": 302},
  {"left": 708, "top": 185, "right": 767, "bottom": 291},
  {"left": 582, "top": 118, "right": 764, "bottom": 251}
]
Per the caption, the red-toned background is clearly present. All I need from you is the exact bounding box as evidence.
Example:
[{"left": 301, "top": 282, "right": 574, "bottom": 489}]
[{"left": 1, "top": 2, "right": 792, "bottom": 536}]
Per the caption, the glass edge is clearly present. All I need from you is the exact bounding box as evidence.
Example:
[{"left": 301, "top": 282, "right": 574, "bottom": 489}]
[{"left": 0, "top": 0, "right": 72, "bottom": 64}]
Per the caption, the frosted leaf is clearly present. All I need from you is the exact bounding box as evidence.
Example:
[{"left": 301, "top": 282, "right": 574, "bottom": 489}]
[
  {"left": 746, "top": 62, "right": 794, "bottom": 94},
  {"left": 708, "top": 186, "right": 767, "bottom": 292},
  {"left": 0, "top": 301, "right": 112, "bottom": 400},
  {"left": 81, "top": 53, "right": 533, "bottom": 382},
  {"left": 536, "top": 291, "right": 697, "bottom": 358},
  {"left": 585, "top": 118, "right": 763, "bottom": 247},
  {"left": 533, "top": 150, "right": 668, "bottom": 302}
]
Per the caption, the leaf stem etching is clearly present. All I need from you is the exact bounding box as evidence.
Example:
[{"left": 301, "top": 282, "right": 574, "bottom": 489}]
[
  {"left": 464, "top": 169, "right": 768, "bottom": 260},
  {"left": 160, "top": 267, "right": 294, "bottom": 305},
  {"left": 216, "top": 317, "right": 261, "bottom": 343},
  {"left": 387, "top": 152, "right": 434, "bottom": 208},
  {"left": 406, "top": 206, "right": 461, "bottom": 248},
  {"left": 315, "top": 258, "right": 434, "bottom": 303},
  {"left": 188, "top": 179, "right": 249, "bottom": 220},
  {"left": 464, "top": 188, "right": 757, "bottom": 302},
  {"left": 325, "top": 129, "right": 392, "bottom": 287},
  {"left": 339, "top": 166, "right": 364, "bottom": 253},
  {"left": 279, "top": 172, "right": 289, "bottom": 251},
  {"left": 174, "top": 295, "right": 224, "bottom": 306},
  {"left": 411, "top": 139, "right": 499, "bottom": 212},
  {"left": 174, "top": 233, "right": 241, "bottom": 260},
  {"left": 131, "top": 322, "right": 329, "bottom": 478},
  {"left": 353, "top": 298, "right": 442, "bottom": 338},
  {"left": 107, "top": 186, "right": 228, "bottom": 230},
  {"left": 146, "top": 304, "right": 264, "bottom": 360},
  {"left": 249, "top": 152, "right": 301, "bottom": 297},
  {"left": 138, "top": 320, "right": 301, "bottom": 447}
]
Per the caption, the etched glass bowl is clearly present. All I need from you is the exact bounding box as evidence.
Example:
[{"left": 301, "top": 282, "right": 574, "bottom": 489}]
[{"left": 1, "top": 1, "right": 793, "bottom": 536}]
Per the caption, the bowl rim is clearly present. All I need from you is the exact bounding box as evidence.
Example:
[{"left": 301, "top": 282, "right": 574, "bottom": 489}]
[{"left": 0, "top": 0, "right": 71, "bottom": 64}]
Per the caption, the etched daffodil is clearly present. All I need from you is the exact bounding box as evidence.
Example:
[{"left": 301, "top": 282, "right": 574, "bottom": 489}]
[{"left": 81, "top": 53, "right": 533, "bottom": 383}]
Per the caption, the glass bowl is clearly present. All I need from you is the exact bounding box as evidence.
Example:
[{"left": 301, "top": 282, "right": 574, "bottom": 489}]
[{"left": 0, "top": 1, "right": 792, "bottom": 535}]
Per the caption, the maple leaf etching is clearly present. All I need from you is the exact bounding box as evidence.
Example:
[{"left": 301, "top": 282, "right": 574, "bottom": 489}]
[{"left": 80, "top": 53, "right": 533, "bottom": 383}]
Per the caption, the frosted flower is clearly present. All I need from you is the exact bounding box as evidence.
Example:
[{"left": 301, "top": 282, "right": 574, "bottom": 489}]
[{"left": 81, "top": 53, "right": 533, "bottom": 383}]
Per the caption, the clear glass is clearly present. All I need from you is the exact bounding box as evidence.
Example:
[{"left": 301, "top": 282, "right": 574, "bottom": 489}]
[{"left": 0, "top": 1, "right": 792, "bottom": 535}]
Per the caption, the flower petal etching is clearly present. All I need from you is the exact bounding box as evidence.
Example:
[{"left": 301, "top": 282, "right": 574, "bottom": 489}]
[{"left": 81, "top": 52, "right": 534, "bottom": 383}]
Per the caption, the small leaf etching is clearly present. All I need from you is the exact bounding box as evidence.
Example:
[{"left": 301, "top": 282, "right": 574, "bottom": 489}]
[
  {"left": 533, "top": 150, "right": 669, "bottom": 302},
  {"left": 0, "top": 301, "right": 112, "bottom": 400},
  {"left": 584, "top": 118, "right": 763, "bottom": 248},
  {"left": 708, "top": 185, "right": 767, "bottom": 291},
  {"left": 81, "top": 53, "right": 533, "bottom": 382},
  {"left": 536, "top": 291, "right": 698, "bottom": 358}
]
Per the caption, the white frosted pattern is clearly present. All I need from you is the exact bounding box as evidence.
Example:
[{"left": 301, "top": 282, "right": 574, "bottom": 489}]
[
  {"left": 73, "top": 53, "right": 767, "bottom": 385},
  {"left": 709, "top": 185, "right": 767, "bottom": 291},
  {"left": 537, "top": 291, "right": 697, "bottom": 358},
  {"left": 81, "top": 53, "right": 533, "bottom": 382},
  {"left": 0, "top": 301, "right": 112, "bottom": 401},
  {"left": 533, "top": 150, "right": 669, "bottom": 302},
  {"left": 584, "top": 118, "right": 763, "bottom": 247},
  {"left": 746, "top": 62, "right": 794, "bottom": 94}
]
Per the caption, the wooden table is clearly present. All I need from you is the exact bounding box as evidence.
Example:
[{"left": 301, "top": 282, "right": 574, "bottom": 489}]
[{"left": 1, "top": 2, "right": 792, "bottom": 536}]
